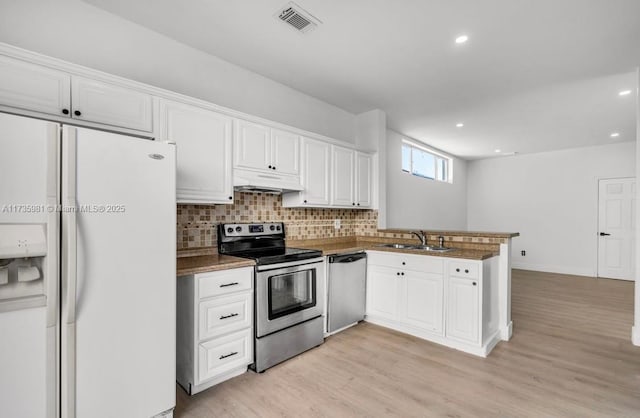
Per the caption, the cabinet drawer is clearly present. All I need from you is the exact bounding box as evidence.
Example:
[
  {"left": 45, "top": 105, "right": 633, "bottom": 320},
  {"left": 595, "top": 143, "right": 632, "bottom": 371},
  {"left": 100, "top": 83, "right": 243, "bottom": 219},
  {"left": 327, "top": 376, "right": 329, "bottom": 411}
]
[
  {"left": 449, "top": 261, "right": 479, "bottom": 279},
  {"left": 198, "top": 267, "right": 253, "bottom": 299},
  {"left": 197, "top": 328, "right": 252, "bottom": 384},
  {"left": 367, "top": 251, "right": 443, "bottom": 274},
  {"left": 199, "top": 292, "right": 252, "bottom": 340}
]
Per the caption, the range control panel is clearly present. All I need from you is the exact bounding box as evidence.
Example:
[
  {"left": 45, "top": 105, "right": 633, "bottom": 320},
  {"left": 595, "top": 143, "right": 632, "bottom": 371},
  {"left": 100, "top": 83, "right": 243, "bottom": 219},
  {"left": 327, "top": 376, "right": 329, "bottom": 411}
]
[{"left": 221, "top": 222, "right": 284, "bottom": 237}]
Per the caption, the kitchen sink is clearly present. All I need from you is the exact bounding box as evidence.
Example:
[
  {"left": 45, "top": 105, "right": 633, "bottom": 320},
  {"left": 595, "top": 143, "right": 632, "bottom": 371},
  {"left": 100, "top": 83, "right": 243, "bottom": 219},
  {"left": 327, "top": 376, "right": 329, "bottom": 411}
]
[
  {"left": 376, "top": 243, "right": 454, "bottom": 253},
  {"left": 377, "top": 243, "right": 416, "bottom": 249}
]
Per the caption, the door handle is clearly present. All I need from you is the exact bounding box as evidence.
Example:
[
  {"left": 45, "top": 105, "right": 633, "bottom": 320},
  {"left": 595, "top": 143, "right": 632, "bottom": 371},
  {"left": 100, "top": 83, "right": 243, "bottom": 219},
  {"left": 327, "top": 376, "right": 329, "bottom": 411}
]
[{"left": 599, "top": 232, "right": 611, "bottom": 236}]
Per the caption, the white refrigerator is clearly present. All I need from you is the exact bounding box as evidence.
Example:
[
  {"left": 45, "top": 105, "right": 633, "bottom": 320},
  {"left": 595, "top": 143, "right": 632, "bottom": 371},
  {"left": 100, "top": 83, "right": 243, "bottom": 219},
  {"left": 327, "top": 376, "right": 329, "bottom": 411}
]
[{"left": 0, "top": 112, "right": 176, "bottom": 418}]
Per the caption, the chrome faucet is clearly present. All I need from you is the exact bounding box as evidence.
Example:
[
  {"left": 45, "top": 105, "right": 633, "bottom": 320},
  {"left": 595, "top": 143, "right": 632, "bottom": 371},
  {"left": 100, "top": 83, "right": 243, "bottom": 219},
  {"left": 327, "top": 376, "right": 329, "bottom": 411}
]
[
  {"left": 438, "top": 236, "right": 445, "bottom": 248},
  {"left": 410, "top": 231, "right": 427, "bottom": 246}
]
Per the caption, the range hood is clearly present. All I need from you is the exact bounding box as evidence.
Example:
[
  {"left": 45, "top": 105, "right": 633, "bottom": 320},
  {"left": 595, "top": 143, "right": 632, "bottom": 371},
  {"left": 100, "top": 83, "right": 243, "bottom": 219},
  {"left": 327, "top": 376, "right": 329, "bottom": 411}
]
[{"left": 233, "top": 169, "right": 304, "bottom": 194}]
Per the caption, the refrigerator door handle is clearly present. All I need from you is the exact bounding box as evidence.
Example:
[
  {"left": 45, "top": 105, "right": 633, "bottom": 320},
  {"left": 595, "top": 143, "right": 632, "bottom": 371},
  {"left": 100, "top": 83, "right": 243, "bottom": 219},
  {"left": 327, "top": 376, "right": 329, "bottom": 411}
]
[{"left": 61, "top": 126, "right": 77, "bottom": 418}]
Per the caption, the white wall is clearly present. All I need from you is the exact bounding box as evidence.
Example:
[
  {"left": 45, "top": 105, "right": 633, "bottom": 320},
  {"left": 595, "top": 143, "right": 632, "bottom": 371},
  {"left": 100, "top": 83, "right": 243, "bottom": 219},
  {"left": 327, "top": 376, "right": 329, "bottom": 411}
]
[
  {"left": 386, "top": 129, "right": 468, "bottom": 230},
  {"left": 0, "top": 0, "right": 356, "bottom": 143},
  {"left": 468, "top": 141, "right": 636, "bottom": 277}
]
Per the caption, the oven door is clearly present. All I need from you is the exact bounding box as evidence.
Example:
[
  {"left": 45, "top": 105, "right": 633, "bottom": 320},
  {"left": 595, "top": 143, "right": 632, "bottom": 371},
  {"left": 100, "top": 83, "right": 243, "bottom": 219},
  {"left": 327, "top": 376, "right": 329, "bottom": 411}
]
[{"left": 255, "top": 258, "right": 325, "bottom": 338}]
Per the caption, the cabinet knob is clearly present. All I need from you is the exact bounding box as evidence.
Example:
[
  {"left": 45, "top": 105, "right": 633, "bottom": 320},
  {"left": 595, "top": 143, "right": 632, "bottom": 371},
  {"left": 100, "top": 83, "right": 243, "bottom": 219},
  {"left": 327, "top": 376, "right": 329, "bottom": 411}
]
[
  {"left": 74, "top": 110, "right": 82, "bottom": 117},
  {"left": 473, "top": 282, "right": 477, "bottom": 286},
  {"left": 268, "top": 165, "right": 272, "bottom": 169},
  {"left": 352, "top": 202, "right": 356, "bottom": 206},
  {"left": 401, "top": 272, "right": 405, "bottom": 276},
  {"left": 357, "top": 203, "right": 360, "bottom": 206},
  {"left": 465, "top": 269, "right": 469, "bottom": 273},
  {"left": 402, "top": 262, "right": 406, "bottom": 265},
  {"left": 228, "top": 196, "right": 233, "bottom": 200},
  {"left": 456, "top": 268, "right": 460, "bottom": 272},
  {"left": 62, "top": 108, "right": 69, "bottom": 115},
  {"left": 396, "top": 272, "right": 400, "bottom": 276},
  {"left": 303, "top": 200, "right": 307, "bottom": 203}
]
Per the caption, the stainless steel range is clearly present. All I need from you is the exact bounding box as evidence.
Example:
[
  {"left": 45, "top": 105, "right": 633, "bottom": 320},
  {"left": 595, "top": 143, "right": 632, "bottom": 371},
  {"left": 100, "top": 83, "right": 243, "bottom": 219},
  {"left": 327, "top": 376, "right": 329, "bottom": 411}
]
[{"left": 217, "top": 222, "right": 325, "bottom": 372}]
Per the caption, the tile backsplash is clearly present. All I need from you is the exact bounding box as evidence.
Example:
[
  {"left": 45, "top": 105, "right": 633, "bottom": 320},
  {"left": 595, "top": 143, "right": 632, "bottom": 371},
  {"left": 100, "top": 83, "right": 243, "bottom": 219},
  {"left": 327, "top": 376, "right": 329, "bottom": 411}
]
[{"left": 177, "top": 192, "right": 378, "bottom": 249}]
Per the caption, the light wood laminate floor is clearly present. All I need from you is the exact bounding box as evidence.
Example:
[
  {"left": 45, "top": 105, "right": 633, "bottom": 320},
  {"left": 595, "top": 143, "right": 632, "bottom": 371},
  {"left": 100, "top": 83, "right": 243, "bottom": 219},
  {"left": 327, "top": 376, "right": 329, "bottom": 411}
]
[{"left": 176, "top": 270, "right": 640, "bottom": 417}]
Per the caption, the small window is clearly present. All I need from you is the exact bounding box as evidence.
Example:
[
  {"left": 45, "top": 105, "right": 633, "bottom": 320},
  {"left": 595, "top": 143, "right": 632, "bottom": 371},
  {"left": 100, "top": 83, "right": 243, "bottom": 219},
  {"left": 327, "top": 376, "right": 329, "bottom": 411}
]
[{"left": 401, "top": 141, "right": 451, "bottom": 183}]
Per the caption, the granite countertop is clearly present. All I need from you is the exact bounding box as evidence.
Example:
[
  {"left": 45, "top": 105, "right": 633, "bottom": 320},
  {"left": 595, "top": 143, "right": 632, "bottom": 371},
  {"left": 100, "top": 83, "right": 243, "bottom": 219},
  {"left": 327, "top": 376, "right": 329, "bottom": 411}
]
[
  {"left": 176, "top": 247, "right": 255, "bottom": 276},
  {"left": 377, "top": 229, "right": 520, "bottom": 238},
  {"left": 288, "top": 239, "right": 498, "bottom": 260}
]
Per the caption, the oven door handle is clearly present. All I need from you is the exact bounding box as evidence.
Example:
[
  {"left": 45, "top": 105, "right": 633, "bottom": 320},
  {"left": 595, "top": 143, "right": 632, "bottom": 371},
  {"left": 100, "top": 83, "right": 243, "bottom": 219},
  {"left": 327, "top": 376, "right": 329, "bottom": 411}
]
[{"left": 255, "top": 257, "right": 325, "bottom": 272}]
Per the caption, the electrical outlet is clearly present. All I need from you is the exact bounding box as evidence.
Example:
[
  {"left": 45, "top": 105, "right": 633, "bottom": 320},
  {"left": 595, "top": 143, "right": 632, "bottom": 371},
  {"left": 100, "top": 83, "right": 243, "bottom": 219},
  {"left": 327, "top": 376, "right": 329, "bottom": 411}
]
[
  {"left": 521, "top": 250, "right": 526, "bottom": 256},
  {"left": 334, "top": 219, "right": 341, "bottom": 230}
]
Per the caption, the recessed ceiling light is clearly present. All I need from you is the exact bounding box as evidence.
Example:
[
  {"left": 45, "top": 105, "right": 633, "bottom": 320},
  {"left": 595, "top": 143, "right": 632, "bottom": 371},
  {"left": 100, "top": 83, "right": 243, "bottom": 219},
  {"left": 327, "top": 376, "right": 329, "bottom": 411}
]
[
  {"left": 494, "top": 149, "right": 501, "bottom": 153},
  {"left": 456, "top": 123, "right": 464, "bottom": 128},
  {"left": 455, "top": 35, "right": 468, "bottom": 44},
  {"left": 619, "top": 90, "right": 632, "bottom": 96},
  {"left": 610, "top": 132, "right": 620, "bottom": 138}
]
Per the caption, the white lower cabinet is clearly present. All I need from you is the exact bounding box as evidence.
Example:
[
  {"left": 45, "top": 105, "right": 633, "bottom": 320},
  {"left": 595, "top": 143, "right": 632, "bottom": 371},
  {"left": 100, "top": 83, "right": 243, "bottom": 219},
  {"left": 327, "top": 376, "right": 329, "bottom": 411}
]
[
  {"left": 446, "top": 276, "right": 479, "bottom": 343},
  {"left": 366, "top": 266, "right": 400, "bottom": 320},
  {"left": 403, "top": 271, "right": 444, "bottom": 335},
  {"left": 366, "top": 251, "right": 499, "bottom": 357},
  {"left": 177, "top": 267, "right": 254, "bottom": 395}
]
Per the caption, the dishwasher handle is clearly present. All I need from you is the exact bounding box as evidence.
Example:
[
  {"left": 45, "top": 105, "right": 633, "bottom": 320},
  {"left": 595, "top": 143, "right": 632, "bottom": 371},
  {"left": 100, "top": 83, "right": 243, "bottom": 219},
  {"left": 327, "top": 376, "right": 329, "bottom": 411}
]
[{"left": 329, "top": 252, "right": 367, "bottom": 264}]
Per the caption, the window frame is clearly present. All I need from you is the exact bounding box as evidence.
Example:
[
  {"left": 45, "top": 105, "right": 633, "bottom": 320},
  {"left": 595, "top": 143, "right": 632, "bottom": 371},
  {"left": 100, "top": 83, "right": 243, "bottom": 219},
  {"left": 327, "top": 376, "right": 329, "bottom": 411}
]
[{"left": 401, "top": 140, "right": 452, "bottom": 183}]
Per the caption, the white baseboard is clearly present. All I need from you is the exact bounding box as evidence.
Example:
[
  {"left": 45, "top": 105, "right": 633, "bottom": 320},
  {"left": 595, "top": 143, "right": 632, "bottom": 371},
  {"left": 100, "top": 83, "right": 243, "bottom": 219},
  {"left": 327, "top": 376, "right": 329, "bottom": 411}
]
[
  {"left": 633, "top": 326, "right": 640, "bottom": 346},
  {"left": 500, "top": 321, "right": 513, "bottom": 341},
  {"left": 511, "top": 261, "right": 594, "bottom": 278}
]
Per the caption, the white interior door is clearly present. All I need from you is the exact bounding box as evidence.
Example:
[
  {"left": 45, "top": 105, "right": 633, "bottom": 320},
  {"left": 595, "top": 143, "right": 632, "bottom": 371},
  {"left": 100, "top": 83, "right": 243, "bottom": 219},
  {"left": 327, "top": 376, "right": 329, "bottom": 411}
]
[{"left": 598, "top": 178, "right": 635, "bottom": 281}]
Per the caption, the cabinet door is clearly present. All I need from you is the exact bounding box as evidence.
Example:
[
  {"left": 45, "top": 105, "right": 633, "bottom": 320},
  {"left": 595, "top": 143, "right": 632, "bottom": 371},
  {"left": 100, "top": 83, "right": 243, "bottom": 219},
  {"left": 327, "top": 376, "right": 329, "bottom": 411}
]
[
  {"left": 366, "top": 266, "right": 399, "bottom": 320},
  {"left": 161, "top": 100, "right": 233, "bottom": 204},
  {"left": 446, "top": 276, "right": 480, "bottom": 344},
  {"left": 331, "top": 146, "right": 355, "bottom": 206},
  {"left": 234, "top": 120, "right": 271, "bottom": 171},
  {"left": 301, "top": 137, "right": 331, "bottom": 205},
  {"left": 71, "top": 76, "right": 153, "bottom": 132},
  {"left": 403, "top": 272, "right": 443, "bottom": 335},
  {"left": 271, "top": 129, "right": 300, "bottom": 176},
  {"left": 355, "top": 152, "right": 372, "bottom": 207},
  {"left": 0, "top": 55, "right": 71, "bottom": 117}
]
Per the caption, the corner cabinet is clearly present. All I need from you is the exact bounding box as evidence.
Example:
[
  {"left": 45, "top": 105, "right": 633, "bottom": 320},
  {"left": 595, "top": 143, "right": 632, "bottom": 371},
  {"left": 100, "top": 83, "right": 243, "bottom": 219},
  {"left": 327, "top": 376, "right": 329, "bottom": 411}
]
[
  {"left": 177, "top": 267, "right": 254, "bottom": 395},
  {"left": 159, "top": 100, "right": 234, "bottom": 204},
  {"left": 0, "top": 54, "right": 154, "bottom": 134},
  {"left": 366, "top": 251, "right": 500, "bottom": 357}
]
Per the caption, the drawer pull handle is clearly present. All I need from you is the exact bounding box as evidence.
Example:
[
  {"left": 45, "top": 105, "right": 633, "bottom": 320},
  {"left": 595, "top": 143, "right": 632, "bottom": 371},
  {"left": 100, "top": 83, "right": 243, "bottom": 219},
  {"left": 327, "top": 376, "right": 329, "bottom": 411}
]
[
  {"left": 219, "top": 351, "right": 238, "bottom": 360},
  {"left": 220, "top": 313, "right": 239, "bottom": 320},
  {"left": 220, "top": 282, "right": 239, "bottom": 288}
]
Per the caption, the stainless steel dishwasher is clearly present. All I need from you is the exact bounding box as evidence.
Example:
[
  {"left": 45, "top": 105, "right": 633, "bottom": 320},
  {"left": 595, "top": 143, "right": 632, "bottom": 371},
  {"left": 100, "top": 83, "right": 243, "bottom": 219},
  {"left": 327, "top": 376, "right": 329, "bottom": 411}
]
[{"left": 327, "top": 252, "right": 367, "bottom": 334}]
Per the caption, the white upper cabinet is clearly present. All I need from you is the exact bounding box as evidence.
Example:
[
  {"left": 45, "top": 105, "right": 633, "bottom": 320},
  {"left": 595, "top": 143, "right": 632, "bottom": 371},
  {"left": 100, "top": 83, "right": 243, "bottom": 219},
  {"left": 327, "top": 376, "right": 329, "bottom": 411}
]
[
  {"left": 355, "top": 152, "right": 372, "bottom": 208},
  {"left": 160, "top": 100, "right": 233, "bottom": 204},
  {"left": 234, "top": 120, "right": 300, "bottom": 177},
  {"left": 71, "top": 77, "right": 153, "bottom": 132},
  {"left": 233, "top": 119, "right": 271, "bottom": 171},
  {"left": 271, "top": 129, "right": 300, "bottom": 176},
  {"left": 302, "top": 137, "right": 331, "bottom": 205},
  {"left": 331, "top": 146, "right": 356, "bottom": 207},
  {"left": 0, "top": 55, "right": 71, "bottom": 117},
  {"left": 0, "top": 55, "right": 153, "bottom": 133}
]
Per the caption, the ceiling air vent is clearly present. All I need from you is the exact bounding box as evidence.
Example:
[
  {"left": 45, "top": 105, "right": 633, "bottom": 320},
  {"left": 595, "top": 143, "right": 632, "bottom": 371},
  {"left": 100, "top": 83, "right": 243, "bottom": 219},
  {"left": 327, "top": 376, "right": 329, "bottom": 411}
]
[{"left": 276, "top": 2, "right": 321, "bottom": 34}]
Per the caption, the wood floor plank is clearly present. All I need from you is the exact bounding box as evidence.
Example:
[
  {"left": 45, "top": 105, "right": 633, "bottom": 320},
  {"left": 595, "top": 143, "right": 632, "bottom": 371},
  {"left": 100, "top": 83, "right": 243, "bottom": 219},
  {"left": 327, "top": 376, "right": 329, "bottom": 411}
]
[{"left": 176, "top": 269, "right": 640, "bottom": 417}]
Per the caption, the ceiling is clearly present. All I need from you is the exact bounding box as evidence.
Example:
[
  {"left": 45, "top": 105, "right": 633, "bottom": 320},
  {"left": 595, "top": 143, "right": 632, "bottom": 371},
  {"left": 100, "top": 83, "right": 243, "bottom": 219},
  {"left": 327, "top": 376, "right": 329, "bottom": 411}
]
[{"left": 83, "top": 0, "right": 640, "bottom": 159}]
